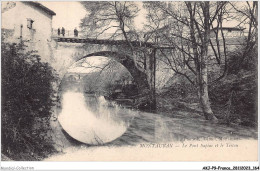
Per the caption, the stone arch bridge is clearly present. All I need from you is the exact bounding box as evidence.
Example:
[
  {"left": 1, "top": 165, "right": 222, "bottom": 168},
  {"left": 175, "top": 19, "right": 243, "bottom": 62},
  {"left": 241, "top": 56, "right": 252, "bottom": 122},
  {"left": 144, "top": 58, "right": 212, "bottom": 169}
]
[{"left": 50, "top": 36, "right": 171, "bottom": 110}]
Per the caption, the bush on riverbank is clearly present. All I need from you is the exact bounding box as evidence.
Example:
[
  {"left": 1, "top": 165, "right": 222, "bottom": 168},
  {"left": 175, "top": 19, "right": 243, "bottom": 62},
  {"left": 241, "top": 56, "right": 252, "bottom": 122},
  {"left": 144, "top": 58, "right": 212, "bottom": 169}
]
[
  {"left": 158, "top": 71, "right": 257, "bottom": 127},
  {"left": 209, "top": 71, "right": 257, "bottom": 127},
  {"left": 1, "top": 42, "right": 58, "bottom": 160},
  {"left": 158, "top": 46, "right": 257, "bottom": 127},
  {"left": 209, "top": 45, "right": 258, "bottom": 127}
]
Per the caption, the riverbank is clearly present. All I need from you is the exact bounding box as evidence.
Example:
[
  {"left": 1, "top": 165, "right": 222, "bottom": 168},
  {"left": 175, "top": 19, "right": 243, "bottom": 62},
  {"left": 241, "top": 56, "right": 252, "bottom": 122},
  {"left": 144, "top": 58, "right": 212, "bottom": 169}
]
[{"left": 156, "top": 95, "right": 257, "bottom": 139}]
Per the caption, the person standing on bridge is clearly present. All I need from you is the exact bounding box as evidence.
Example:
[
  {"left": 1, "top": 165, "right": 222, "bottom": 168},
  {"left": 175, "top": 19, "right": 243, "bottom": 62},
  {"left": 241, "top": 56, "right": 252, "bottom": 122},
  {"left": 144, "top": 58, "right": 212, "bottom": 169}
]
[
  {"left": 57, "top": 28, "right": 60, "bottom": 36},
  {"left": 61, "top": 27, "right": 65, "bottom": 37},
  {"left": 74, "top": 27, "right": 78, "bottom": 37}
]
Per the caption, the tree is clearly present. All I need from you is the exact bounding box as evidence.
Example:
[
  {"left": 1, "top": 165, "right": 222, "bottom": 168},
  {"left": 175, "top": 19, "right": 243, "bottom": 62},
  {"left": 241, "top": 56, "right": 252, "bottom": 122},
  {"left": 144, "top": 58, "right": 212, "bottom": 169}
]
[
  {"left": 1, "top": 42, "right": 58, "bottom": 160},
  {"left": 227, "top": 1, "right": 258, "bottom": 72},
  {"left": 144, "top": 1, "right": 257, "bottom": 121},
  {"left": 144, "top": 2, "right": 230, "bottom": 120},
  {"left": 80, "top": 1, "right": 157, "bottom": 110},
  {"left": 208, "top": 1, "right": 257, "bottom": 79}
]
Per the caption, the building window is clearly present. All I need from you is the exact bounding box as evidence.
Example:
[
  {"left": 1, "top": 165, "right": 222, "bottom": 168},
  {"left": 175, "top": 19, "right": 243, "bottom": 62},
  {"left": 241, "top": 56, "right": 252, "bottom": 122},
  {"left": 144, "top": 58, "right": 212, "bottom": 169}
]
[{"left": 27, "top": 18, "right": 34, "bottom": 29}]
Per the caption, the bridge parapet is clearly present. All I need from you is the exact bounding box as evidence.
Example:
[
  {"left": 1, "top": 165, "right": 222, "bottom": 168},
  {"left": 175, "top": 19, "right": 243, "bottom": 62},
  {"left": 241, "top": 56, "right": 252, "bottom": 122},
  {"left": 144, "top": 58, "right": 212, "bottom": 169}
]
[
  {"left": 51, "top": 29, "right": 170, "bottom": 48},
  {"left": 52, "top": 36, "right": 158, "bottom": 49},
  {"left": 52, "top": 28, "right": 245, "bottom": 50},
  {"left": 52, "top": 29, "right": 125, "bottom": 40}
]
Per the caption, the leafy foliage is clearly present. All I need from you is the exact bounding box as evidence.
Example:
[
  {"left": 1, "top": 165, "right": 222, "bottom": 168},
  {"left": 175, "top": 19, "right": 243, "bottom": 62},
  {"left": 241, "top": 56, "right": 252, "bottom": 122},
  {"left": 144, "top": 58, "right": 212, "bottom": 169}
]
[{"left": 1, "top": 42, "right": 58, "bottom": 160}]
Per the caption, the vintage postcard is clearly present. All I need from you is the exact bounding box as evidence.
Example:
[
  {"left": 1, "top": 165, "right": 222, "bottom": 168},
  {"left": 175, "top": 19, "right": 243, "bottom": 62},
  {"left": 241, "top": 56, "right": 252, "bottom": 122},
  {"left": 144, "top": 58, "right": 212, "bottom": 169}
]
[{"left": 1, "top": 1, "right": 258, "bottom": 169}]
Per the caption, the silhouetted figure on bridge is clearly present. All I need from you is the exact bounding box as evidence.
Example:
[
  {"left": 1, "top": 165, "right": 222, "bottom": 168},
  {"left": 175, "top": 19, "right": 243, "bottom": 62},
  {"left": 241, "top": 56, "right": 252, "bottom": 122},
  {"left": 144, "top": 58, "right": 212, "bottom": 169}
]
[
  {"left": 74, "top": 28, "right": 78, "bottom": 37},
  {"left": 57, "top": 28, "right": 60, "bottom": 36},
  {"left": 61, "top": 27, "right": 65, "bottom": 37}
]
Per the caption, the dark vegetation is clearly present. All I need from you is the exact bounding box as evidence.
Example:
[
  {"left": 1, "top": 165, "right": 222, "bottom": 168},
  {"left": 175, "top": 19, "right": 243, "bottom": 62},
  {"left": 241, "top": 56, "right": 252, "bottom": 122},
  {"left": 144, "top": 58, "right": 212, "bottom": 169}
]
[
  {"left": 158, "top": 45, "right": 257, "bottom": 127},
  {"left": 1, "top": 42, "right": 58, "bottom": 160},
  {"left": 209, "top": 45, "right": 258, "bottom": 127}
]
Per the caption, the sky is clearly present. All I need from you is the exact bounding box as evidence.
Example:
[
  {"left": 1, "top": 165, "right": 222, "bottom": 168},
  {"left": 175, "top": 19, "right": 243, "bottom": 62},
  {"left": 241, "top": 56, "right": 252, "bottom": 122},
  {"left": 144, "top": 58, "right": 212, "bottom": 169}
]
[
  {"left": 40, "top": 1, "right": 243, "bottom": 34},
  {"left": 40, "top": 1, "right": 146, "bottom": 31},
  {"left": 40, "top": 1, "right": 86, "bottom": 30}
]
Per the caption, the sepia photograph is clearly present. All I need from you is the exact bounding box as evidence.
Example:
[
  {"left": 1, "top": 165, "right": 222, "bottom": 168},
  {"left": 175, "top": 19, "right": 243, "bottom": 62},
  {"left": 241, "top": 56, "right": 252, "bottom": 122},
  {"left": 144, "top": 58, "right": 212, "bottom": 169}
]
[{"left": 1, "top": 0, "right": 258, "bottom": 169}]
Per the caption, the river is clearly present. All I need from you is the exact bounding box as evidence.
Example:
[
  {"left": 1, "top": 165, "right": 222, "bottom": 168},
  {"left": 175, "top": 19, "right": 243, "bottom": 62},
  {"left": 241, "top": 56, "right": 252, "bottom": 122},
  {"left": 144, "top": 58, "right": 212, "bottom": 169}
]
[{"left": 46, "top": 90, "right": 257, "bottom": 161}]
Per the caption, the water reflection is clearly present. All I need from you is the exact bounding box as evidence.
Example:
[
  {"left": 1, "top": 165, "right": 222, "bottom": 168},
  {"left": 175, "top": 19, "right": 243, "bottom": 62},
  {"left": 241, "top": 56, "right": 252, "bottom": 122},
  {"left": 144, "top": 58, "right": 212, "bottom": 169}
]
[{"left": 58, "top": 91, "right": 135, "bottom": 145}]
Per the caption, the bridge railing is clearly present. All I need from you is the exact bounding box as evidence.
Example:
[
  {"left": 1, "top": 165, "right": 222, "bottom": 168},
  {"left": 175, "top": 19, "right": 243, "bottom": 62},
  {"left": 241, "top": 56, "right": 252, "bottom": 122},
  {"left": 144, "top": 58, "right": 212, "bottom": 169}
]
[
  {"left": 51, "top": 29, "right": 247, "bottom": 47},
  {"left": 52, "top": 29, "right": 125, "bottom": 40}
]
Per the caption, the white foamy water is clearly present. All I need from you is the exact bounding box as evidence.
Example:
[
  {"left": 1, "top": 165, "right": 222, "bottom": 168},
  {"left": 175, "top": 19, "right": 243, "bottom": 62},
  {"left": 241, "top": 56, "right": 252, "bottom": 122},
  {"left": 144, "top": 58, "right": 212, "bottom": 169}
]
[{"left": 58, "top": 91, "right": 128, "bottom": 145}]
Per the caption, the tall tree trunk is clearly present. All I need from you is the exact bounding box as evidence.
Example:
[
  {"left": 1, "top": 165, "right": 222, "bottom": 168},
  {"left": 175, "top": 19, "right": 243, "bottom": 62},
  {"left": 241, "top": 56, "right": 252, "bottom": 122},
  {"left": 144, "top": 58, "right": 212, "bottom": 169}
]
[
  {"left": 197, "top": 63, "right": 217, "bottom": 121},
  {"left": 199, "top": 2, "right": 218, "bottom": 121},
  {"left": 145, "top": 48, "right": 157, "bottom": 111}
]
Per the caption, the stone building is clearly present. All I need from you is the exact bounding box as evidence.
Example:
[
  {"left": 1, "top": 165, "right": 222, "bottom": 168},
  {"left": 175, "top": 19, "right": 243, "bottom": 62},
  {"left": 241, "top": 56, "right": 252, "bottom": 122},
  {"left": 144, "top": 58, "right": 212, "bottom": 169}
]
[{"left": 1, "top": 1, "right": 56, "bottom": 62}]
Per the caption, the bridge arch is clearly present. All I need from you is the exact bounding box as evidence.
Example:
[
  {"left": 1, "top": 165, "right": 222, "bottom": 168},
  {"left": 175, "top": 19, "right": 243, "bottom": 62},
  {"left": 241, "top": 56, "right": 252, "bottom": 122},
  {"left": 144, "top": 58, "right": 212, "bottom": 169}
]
[
  {"left": 52, "top": 40, "right": 156, "bottom": 110},
  {"left": 78, "top": 51, "right": 150, "bottom": 92}
]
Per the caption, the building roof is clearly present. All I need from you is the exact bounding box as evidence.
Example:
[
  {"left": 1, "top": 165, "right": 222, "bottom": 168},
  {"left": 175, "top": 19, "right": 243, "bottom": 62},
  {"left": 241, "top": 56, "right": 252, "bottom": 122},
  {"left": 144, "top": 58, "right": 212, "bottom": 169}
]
[{"left": 22, "top": 1, "right": 56, "bottom": 16}]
